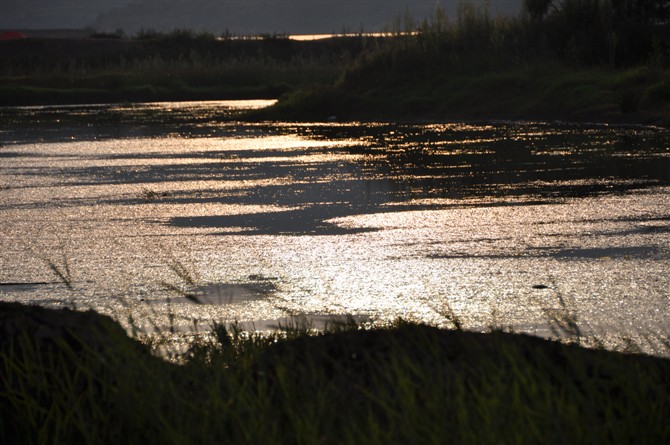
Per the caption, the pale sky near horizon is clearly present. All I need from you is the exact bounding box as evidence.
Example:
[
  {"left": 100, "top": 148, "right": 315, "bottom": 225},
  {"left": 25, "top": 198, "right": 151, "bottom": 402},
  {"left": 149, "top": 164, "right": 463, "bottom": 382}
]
[{"left": 2, "top": 0, "right": 522, "bottom": 33}]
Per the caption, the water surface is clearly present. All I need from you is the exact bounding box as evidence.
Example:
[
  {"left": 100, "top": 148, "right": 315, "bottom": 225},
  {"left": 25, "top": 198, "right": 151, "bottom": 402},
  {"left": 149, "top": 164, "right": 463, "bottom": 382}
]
[{"left": 1, "top": 100, "right": 669, "bottom": 351}]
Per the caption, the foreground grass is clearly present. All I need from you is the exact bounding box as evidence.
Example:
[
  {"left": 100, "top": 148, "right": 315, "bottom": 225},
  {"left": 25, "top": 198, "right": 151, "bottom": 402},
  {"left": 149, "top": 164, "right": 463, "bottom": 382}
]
[{"left": 1, "top": 302, "right": 669, "bottom": 444}]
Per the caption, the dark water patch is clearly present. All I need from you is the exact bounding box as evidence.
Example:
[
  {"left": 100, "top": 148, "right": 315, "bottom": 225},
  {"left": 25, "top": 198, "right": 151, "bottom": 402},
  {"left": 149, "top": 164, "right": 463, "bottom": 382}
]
[
  {"left": 638, "top": 224, "right": 670, "bottom": 233},
  {"left": 590, "top": 224, "right": 670, "bottom": 237},
  {"left": 555, "top": 246, "right": 659, "bottom": 258},
  {"left": 151, "top": 280, "right": 277, "bottom": 306},
  {"left": 428, "top": 245, "right": 661, "bottom": 260},
  {"left": 168, "top": 199, "right": 548, "bottom": 236},
  {"left": 169, "top": 204, "right": 387, "bottom": 235},
  {"left": 541, "top": 246, "right": 659, "bottom": 259},
  {"left": 193, "top": 282, "right": 276, "bottom": 305},
  {"left": 0, "top": 282, "right": 56, "bottom": 292},
  {"left": 427, "top": 253, "right": 529, "bottom": 259}
]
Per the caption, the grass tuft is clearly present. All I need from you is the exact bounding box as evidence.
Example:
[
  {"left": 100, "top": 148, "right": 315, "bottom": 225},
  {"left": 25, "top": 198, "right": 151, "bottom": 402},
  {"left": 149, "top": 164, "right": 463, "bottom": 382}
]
[
  {"left": 41, "top": 254, "right": 74, "bottom": 291},
  {"left": 161, "top": 258, "right": 202, "bottom": 304}
]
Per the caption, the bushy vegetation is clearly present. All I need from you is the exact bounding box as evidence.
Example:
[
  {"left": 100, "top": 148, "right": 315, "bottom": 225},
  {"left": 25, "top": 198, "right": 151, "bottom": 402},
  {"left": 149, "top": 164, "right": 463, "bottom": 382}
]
[
  {"left": 3, "top": 1, "right": 670, "bottom": 123},
  {"left": 259, "top": 0, "right": 670, "bottom": 124},
  {"left": 349, "top": 0, "right": 670, "bottom": 76},
  {"left": 0, "top": 29, "right": 366, "bottom": 106},
  {"left": 1, "top": 302, "right": 669, "bottom": 445}
]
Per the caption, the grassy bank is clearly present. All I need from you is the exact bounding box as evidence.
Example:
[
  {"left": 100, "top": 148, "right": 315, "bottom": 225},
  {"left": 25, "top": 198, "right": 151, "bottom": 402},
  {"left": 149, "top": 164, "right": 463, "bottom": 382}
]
[
  {"left": 2, "top": 302, "right": 669, "bottom": 444},
  {"left": 0, "top": 31, "right": 367, "bottom": 106},
  {"left": 253, "top": 1, "right": 670, "bottom": 125},
  {"left": 5, "top": 3, "right": 670, "bottom": 125},
  {"left": 258, "top": 63, "right": 670, "bottom": 125}
]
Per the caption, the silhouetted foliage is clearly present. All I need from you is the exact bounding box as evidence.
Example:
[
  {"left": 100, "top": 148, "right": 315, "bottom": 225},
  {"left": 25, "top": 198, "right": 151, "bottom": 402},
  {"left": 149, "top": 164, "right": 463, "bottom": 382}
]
[
  {"left": 3, "top": 1, "right": 670, "bottom": 107},
  {"left": 524, "top": 0, "right": 554, "bottom": 20},
  {"left": 611, "top": 0, "right": 670, "bottom": 23}
]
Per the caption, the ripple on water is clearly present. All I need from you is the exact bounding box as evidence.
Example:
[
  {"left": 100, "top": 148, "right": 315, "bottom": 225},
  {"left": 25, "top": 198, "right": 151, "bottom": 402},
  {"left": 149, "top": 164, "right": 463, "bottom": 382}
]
[{"left": 1, "top": 102, "right": 669, "bottom": 353}]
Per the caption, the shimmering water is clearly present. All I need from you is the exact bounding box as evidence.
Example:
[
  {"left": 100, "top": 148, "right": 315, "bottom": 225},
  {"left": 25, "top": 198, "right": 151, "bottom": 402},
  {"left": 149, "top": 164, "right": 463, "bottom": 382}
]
[{"left": 1, "top": 100, "right": 669, "bottom": 350}]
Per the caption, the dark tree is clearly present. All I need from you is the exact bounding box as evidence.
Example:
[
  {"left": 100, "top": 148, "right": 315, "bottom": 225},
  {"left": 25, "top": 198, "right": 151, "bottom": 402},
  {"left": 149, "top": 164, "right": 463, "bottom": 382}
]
[
  {"left": 611, "top": 0, "right": 670, "bottom": 23},
  {"left": 523, "top": 0, "right": 554, "bottom": 20}
]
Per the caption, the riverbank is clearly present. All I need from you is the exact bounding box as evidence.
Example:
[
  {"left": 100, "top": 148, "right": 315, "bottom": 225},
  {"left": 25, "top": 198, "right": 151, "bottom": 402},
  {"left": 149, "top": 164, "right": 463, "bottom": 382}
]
[
  {"left": 250, "top": 1, "right": 670, "bottom": 126},
  {"left": 252, "top": 63, "right": 670, "bottom": 127},
  {"left": 8, "top": 57, "right": 668, "bottom": 127},
  {"left": 3, "top": 29, "right": 669, "bottom": 128},
  {"left": 2, "top": 301, "right": 669, "bottom": 444},
  {"left": 0, "top": 32, "right": 364, "bottom": 106}
]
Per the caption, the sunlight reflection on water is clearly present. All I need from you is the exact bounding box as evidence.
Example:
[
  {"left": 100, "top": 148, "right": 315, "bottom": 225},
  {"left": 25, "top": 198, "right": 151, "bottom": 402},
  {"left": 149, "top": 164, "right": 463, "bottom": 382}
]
[{"left": 1, "top": 100, "right": 669, "bottom": 352}]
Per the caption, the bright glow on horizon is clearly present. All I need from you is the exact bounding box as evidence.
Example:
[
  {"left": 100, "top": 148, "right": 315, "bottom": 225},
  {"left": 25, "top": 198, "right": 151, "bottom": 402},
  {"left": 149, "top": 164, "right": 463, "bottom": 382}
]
[{"left": 218, "top": 32, "right": 419, "bottom": 41}]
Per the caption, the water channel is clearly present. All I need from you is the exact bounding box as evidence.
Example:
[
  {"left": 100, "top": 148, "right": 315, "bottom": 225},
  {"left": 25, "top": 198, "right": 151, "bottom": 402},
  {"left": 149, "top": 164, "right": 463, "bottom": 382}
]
[{"left": 1, "top": 100, "right": 669, "bottom": 351}]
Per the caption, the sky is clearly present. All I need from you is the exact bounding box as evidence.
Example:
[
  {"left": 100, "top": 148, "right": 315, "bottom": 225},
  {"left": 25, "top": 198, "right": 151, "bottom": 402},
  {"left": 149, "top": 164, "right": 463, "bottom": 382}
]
[{"left": 1, "top": 1, "right": 523, "bottom": 35}]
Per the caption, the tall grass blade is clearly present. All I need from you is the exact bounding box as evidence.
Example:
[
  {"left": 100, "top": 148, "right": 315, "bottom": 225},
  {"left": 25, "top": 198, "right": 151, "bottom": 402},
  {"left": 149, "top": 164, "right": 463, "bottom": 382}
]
[{"left": 42, "top": 254, "right": 74, "bottom": 290}]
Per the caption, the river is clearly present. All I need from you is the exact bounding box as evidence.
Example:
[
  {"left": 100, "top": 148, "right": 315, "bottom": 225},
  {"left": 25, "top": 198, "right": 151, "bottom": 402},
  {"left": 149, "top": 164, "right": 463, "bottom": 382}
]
[{"left": 1, "top": 100, "right": 668, "bottom": 352}]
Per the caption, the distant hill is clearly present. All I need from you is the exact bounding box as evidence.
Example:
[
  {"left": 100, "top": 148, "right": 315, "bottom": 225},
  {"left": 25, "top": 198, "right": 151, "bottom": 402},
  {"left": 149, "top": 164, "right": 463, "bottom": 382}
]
[
  {"left": 1, "top": 1, "right": 132, "bottom": 29},
  {"left": 3, "top": 0, "right": 522, "bottom": 35}
]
